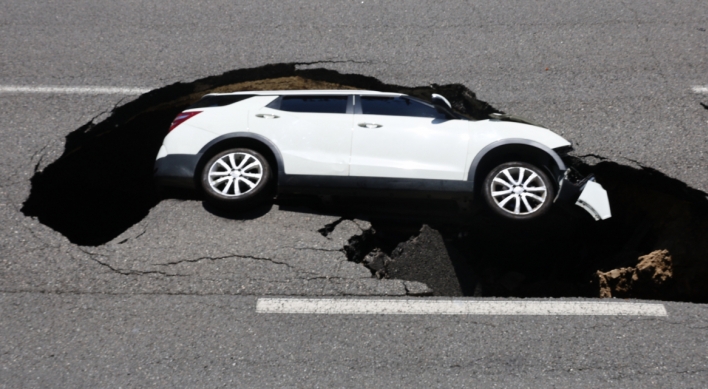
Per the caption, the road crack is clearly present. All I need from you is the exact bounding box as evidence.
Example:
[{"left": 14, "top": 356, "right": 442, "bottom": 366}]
[
  {"left": 155, "top": 253, "right": 297, "bottom": 270},
  {"left": 76, "top": 248, "right": 186, "bottom": 278},
  {"left": 117, "top": 229, "right": 146, "bottom": 244},
  {"left": 285, "top": 246, "right": 344, "bottom": 253}
]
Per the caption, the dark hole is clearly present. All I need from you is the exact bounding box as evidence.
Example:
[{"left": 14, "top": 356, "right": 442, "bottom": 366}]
[
  {"left": 19, "top": 63, "right": 708, "bottom": 302},
  {"left": 21, "top": 108, "right": 177, "bottom": 245},
  {"left": 21, "top": 63, "right": 495, "bottom": 246}
]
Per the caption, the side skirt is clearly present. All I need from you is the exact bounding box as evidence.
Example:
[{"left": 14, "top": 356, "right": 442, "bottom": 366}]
[{"left": 278, "top": 174, "right": 475, "bottom": 200}]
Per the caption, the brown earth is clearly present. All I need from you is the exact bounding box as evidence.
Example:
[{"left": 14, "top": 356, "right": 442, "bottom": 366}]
[
  {"left": 209, "top": 76, "right": 357, "bottom": 93},
  {"left": 596, "top": 249, "right": 673, "bottom": 299},
  {"left": 148, "top": 76, "right": 354, "bottom": 113}
]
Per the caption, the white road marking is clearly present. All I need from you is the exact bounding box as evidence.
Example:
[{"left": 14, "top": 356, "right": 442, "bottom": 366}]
[
  {"left": 257, "top": 298, "right": 668, "bottom": 316},
  {"left": 0, "top": 85, "right": 151, "bottom": 95},
  {"left": 692, "top": 86, "right": 708, "bottom": 94}
]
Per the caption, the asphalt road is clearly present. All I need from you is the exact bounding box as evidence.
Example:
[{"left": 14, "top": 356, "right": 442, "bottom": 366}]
[
  {"left": 1, "top": 1, "right": 708, "bottom": 387},
  {"left": 2, "top": 294, "right": 707, "bottom": 388}
]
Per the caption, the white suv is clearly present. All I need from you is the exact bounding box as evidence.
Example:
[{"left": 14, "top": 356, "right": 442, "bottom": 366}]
[{"left": 154, "top": 90, "right": 611, "bottom": 221}]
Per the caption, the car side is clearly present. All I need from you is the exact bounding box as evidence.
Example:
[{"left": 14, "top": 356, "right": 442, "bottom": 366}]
[{"left": 154, "top": 90, "right": 611, "bottom": 221}]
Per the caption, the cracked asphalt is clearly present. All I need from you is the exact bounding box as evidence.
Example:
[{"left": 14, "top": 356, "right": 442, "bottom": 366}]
[
  {"left": 81, "top": 201, "right": 428, "bottom": 296},
  {"left": 1, "top": 0, "right": 708, "bottom": 387}
]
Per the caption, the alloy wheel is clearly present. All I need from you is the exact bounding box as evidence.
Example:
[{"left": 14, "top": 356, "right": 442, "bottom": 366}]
[
  {"left": 207, "top": 152, "right": 264, "bottom": 197},
  {"left": 489, "top": 166, "right": 548, "bottom": 215}
]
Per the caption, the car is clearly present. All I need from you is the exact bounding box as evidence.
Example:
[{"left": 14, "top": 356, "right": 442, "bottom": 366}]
[{"left": 154, "top": 90, "right": 611, "bottom": 221}]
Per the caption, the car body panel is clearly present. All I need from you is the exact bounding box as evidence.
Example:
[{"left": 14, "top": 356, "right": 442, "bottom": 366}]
[
  {"left": 576, "top": 181, "right": 612, "bottom": 220},
  {"left": 162, "top": 124, "right": 221, "bottom": 155},
  {"left": 191, "top": 95, "right": 275, "bottom": 136},
  {"left": 160, "top": 96, "right": 275, "bottom": 155},
  {"left": 466, "top": 120, "right": 569, "bottom": 166},
  {"left": 248, "top": 106, "right": 353, "bottom": 176},
  {"left": 156, "top": 145, "right": 168, "bottom": 159},
  {"left": 350, "top": 114, "right": 470, "bottom": 180},
  {"left": 466, "top": 138, "right": 569, "bottom": 184}
]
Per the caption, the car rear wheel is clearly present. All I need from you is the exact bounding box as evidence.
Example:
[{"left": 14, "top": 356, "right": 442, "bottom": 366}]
[
  {"left": 482, "top": 161, "right": 554, "bottom": 220},
  {"left": 200, "top": 148, "right": 272, "bottom": 207}
]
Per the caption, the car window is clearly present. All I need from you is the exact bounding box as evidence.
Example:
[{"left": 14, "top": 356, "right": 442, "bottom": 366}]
[
  {"left": 361, "top": 96, "right": 449, "bottom": 119},
  {"left": 277, "top": 96, "right": 348, "bottom": 114}
]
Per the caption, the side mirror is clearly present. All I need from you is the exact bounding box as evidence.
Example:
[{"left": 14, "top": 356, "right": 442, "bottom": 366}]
[{"left": 432, "top": 93, "right": 452, "bottom": 109}]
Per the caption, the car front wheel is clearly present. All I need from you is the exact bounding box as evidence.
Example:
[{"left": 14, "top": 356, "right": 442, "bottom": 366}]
[
  {"left": 200, "top": 148, "right": 272, "bottom": 207},
  {"left": 482, "top": 161, "right": 555, "bottom": 220}
]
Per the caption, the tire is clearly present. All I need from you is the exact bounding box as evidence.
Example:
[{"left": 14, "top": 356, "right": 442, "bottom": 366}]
[
  {"left": 482, "top": 161, "right": 555, "bottom": 221},
  {"left": 200, "top": 148, "right": 272, "bottom": 208}
]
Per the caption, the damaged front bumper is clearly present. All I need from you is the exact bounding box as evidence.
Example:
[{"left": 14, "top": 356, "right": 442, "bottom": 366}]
[{"left": 555, "top": 170, "right": 612, "bottom": 220}]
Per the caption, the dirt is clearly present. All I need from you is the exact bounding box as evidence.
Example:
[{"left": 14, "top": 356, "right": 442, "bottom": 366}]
[
  {"left": 209, "top": 76, "right": 358, "bottom": 93},
  {"left": 597, "top": 250, "right": 673, "bottom": 299},
  {"left": 144, "top": 76, "right": 356, "bottom": 114}
]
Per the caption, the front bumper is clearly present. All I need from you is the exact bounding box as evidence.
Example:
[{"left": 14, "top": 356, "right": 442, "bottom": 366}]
[
  {"left": 154, "top": 154, "right": 200, "bottom": 189},
  {"left": 555, "top": 170, "right": 612, "bottom": 220}
]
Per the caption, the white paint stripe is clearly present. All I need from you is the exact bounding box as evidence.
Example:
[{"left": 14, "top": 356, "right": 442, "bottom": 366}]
[
  {"left": 256, "top": 298, "right": 668, "bottom": 316},
  {"left": 692, "top": 86, "right": 708, "bottom": 94},
  {"left": 0, "top": 85, "right": 151, "bottom": 95}
]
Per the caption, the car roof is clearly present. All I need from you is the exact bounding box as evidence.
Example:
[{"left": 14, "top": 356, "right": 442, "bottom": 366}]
[{"left": 206, "top": 90, "right": 403, "bottom": 97}]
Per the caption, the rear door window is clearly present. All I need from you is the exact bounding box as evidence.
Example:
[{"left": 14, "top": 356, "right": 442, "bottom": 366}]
[
  {"left": 275, "top": 96, "right": 349, "bottom": 114},
  {"left": 361, "top": 96, "right": 447, "bottom": 118}
]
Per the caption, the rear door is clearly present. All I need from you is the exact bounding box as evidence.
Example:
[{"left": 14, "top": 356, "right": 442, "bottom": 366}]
[
  {"left": 248, "top": 95, "right": 353, "bottom": 176},
  {"left": 350, "top": 95, "right": 470, "bottom": 180}
]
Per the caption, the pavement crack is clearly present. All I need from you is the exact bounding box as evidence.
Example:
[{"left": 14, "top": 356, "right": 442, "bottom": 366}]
[
  {"left": 301, "top": 275, "right": 368, "bottom": 281},
  {"left": 285, "top": 246, "right": 344, "bottom": 253},
  {"left": 30, "top": 144, "right": 50, "bottom": 173},
  {"left": 76, "top": 248, "right": 185, "bottom": 278},
  {"left": 620, "top": 156, "right": 651, "bottom": 169},
  {"left": 155, "top": 253, "right": 296, "bottom": 270},
  {"left": 574, "top": 153, "right": 609, "bottom": 161},
  {"left": 117, "top": 229, "right": 146, "bottom": 244}
]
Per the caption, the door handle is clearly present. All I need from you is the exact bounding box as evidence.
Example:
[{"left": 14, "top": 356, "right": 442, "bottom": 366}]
[
  {"left": 358, "top": 123, "right": 382, "bottom": 129},
  {"left": 256, "top": 113, "right": 279, "bottom": 119}
]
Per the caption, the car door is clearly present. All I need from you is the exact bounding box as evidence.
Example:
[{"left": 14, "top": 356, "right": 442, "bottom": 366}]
[
  {"left": 248, "top": 95, "right": 353, "bottom": 176},
  {"left": 350, "top": 95, "right": 470, "bottom": 180}
]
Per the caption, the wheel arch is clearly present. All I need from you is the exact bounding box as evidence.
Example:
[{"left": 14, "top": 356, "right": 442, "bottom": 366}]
[
  {"left": 195, "top": 133, "right": 285, "bottom": 186},
  {"left": 468, "top": 139, "right": 567, "bottom": 192}
]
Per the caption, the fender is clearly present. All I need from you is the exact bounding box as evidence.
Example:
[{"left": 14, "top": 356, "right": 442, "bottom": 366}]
[
  {"left": 466, "top": 138, "right": 567, "bottom": 183},
  {"left": 197, "top": 132, "right": 286, "bottom": 179}
]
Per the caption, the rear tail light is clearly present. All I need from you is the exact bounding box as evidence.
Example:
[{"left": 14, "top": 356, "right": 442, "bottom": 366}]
[{"left": 168, "top": 111, "right": 202, "bottom": 132}]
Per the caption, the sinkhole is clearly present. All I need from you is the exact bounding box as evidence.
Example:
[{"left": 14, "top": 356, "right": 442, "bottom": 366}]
[{"left": 20, "top": 63, "right": 708, "bottom": 302}]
